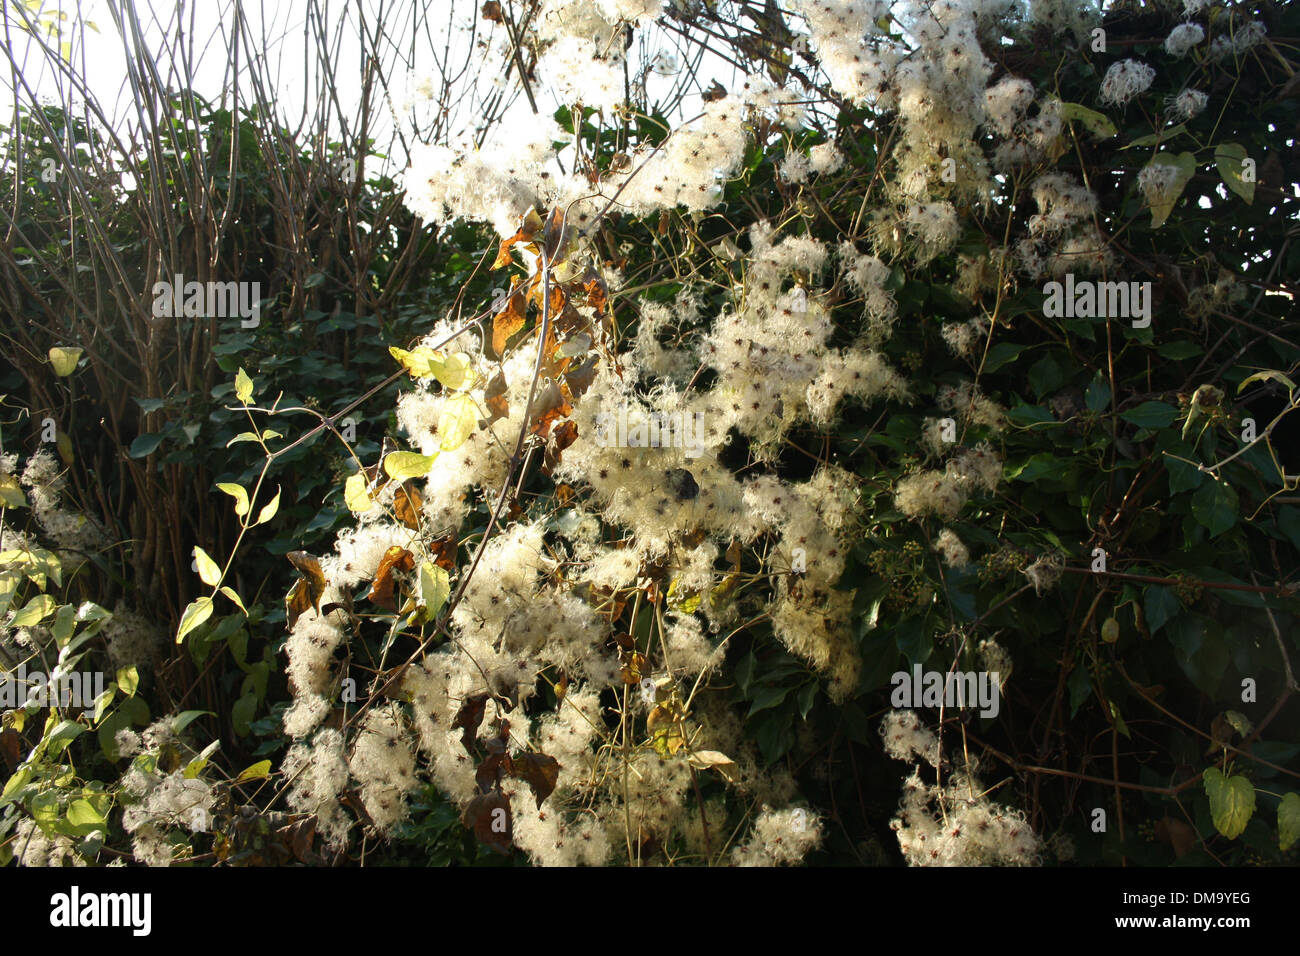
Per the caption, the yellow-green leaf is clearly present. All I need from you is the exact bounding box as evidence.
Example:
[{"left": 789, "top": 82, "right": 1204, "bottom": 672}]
[
  {"left": 438, "top": 393, "right": 478, "bottom": 451},
  {"left": 66, "top": 798, "right": 106, "bottom": 829},
  {"left": 384, "top": 451, "right": 437, "bottom": 483},
  {"left": 417, "top": 561, "right": 450, "bottom": 623},
  {"left": 12, "top": 593, "right": 56, "bottom": 627},
  {"left": 0, "top": 473, "right": 25, "bottom": 508},
  {"left": 48, "top": 347, "right": 83, "bottom": 377},
  {"left": 216, "top": 482, "right": 250, "bottom": 517},
  {"left": 234, "top": 759, "right": 272, "bottom": 784},
  {"left": 1060, "top": 102, "right": 1117, "bottom": 140},
  {"left": 1204, "top": 766, "right": 1255, "bottom": 840},
  {"left": 116, "top": 665, "right": 139, "bottom": 698},
  {"left": 1214, "top": 142, "right": 1255, "bottom": 204},
  {"left": 1144, "top": 151, "right": 1197, "bottom": 228},
  {"left": 344, "top": 471, "right": 374, "bottom": 513},
  {"left": 176, "top": 596, "right": 214, "bottom": 644},
  {"left": 193, "top": 546, "right": 222, "bottom": 586},
  {"left": 1279, "top": 792, "right": 1300, "bottom": 852},
  {"left": 219, "top": 586, "right": 248, "bottom": 615},
  {"left": 255, "top": 487, "right": 281, "bottom": 526},
  {"left": 234, "top": 368, "right": 254, "bottom": 404}
]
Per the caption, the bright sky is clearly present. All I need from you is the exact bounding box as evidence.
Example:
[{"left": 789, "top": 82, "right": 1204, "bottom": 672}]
[{"left": 1, "top": 0, "right": 488, "bottom": 175}]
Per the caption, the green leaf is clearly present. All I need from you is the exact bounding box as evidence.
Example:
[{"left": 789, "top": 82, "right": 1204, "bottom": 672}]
[
  {"left": 173, "top": 710, "right": 214, "bottom": 733},
  {"left": 231, "top": 692, "right": 257, "bottom": 736},
  {"left": 747, "top": 684, "right": 790, "bottom": 718},
  {"left": 1143, "top": 585, "right": 1179, "bottom": 635},
  {"left": 1203, "top": 766, "right": 1255, "bottom": 840},
  {"left": 219, "top": 585, "right": 248, "bottom": 614},
  {"left": 1190, "top": 480, "right": 1238, "bottom": 538},
  {"left": 1214, "top": 143, "right": 1255, "bottom": 204},
  {"left": 0, "top": 473, "right": 25, "bottom": 509},
  {"left": 417, "top": 561, "right": 451, "bottom": 623},
  {"left": 128, "top": 433, "right": 164, "bottom": 458},
  {"left": 438, "top": 393, "right": 478, "bottom": 451},
  {"left": 216, "top": 482, "right": 250, "bottom": 517},
  {"left": 66, "top": 798, "right": 106, "bottom": 830},
  {"left": 1279, "top": 792, "right": 1300, "bottom": 851},
  {"left": 254, "top": 487, "right": 281, "bottom": 526},
  {"left": 1059, "top": 102, "right": 1117, "bottom": 139},
  {"left": 176, "top": 597, "right": 214, "bottom": 644},
  {"left": 234, "top": 759, "right": 272, "bottom": 784},
  {"left": 234, "top": 368, "right": 254, "bottom": 404},
  {"left": 983, "top": 342, "right": 1027, "bottom": 373},
  {"left": 1124, "top": 123, "right": 1187, "bottom": 149},
  {"left": 1237, "top": 369, "right": 1295, "bottom": 395},
  {"left": 11, "top": 593, "right": 56, "bottom": 627},
  {"left": 116, "top": 666, "right": 139, "bottom": 698},
  {"left": 48, "top": 347, "right": 83, "bottom": 377},
  {"left": 1142, "top": 152, "right": 1197, "bottom": 228},
  {"left": 193, "top": 546, "right": 222, "bottom": 586},
  {"left": 389, "top": 346, "right": 476, "bottom": 390},
  {"left": 384, "top": 451, "right": 437, "bottom": 483},
  {"left": 1121, "top": 401, "right": 1177, "bottom": 429}
]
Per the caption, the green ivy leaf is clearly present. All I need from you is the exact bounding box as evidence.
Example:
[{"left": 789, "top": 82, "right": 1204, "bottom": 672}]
[
  {"left": 1143, "top": 151, "right": 1197, "bottom": 228},
  {"left": 1203, "top": 766, "right": 1255, "bottom": 840},
  {"left": 1279, "top": 792, "right": 1300, "bottom": 851},
  {"left": 1214, "top": 143, "right": 1255, "bottom": 204},
  {"left": 1190, "top": 480, "right": 1238, "bottom": 538}
]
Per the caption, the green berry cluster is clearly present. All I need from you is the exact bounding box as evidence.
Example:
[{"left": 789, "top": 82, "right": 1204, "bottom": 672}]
[
  {"left": 868, "top": 541, "right": 932, "bottom": 610},
  {"left": 978, "top": 545, "right": 1028, "bottom": 584},
  {"left": 1171, "top": 573, "right": 1203, "bottom": 606}
]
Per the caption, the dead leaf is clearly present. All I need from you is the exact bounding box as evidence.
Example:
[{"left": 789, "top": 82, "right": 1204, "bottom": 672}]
[
  {"left": 452, "top": 693, "right": 489, "bottom": 753},
  {"left": 392, "top": 481, "right": 423, "bottom": 530},
  {"left": 367, "top": 546, "right": 414, "bottom": 611},
  {"left": 620, "top": 650, "right": 647, "bottom": 685},
  {"left": 527, "top": 378, "right": 572, "bottom": 439},
  {"left": 462, "top": 789, "right": 512, "bottom": 853},
  {"left": 687, "top": 750, "right": 738, "bottom": 783},
  {"left": 491, "top": 286, "right": 528, "bottom": 360},
  {"left": 428, "top": 532, "right": 458, "bottom": 571},
  {"left": 484, "top": 371, "right": 511, "bottom": 424},
  {"left": 286, "top": 551, "right": 327, "bottom": 629},
  {"left": 0, "top": 728, "right": 20, "bottom": 771},
  {"left": 511, "top": 752, "right": 560, "bottom": 809},
  {"left": 481, "top": 0, "right": 503, "bottom": 22}
]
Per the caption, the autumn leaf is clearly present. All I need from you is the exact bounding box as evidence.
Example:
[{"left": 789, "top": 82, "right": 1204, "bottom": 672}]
[
  {"left": 367, "top": 546, "right": 414, "bottom": 611},
  {"left": 511, "top": 752, "right": 560, "bottom": 809},
  {"left": 620, "top": 650, "right": 647, "bottom": 685},
  {"left": 490, "top": 286, "right": 528, "bottom": 360},
  {"left": 527, "top": 378, "right": 572, "bottom": 439},
  {"left": 481, "top": 1, "right": 503, "bottom": 22},
  {"left": 438, "top": 393, "right": 479, "bottom": 450},
  {"left": 392, "top": 481, "right": 423, "bottom": 530},
  {"left": 285, "top": 551, "right": 327, "bottom": 629},
  {"left": 462, "top": 789, "right": 512, "bottom": 853},
  {"left": 427, "top": 532, "right": 458, "bottom": 570},
  {"left": 484, "top": 371, "right": 511, "bottom": 424},
  {"left": 452, "top": 693, "right": 489, "bottom": 753}
]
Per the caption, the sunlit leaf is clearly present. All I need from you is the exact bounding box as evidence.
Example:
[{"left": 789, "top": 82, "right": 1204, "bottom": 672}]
[
  {"left": 216, "top": 482, "right": 250, "bottom": 517},
  {"left": 193, "top": 546, "right": 222, "bottom": 586},
  {"left": 234, "top": 368, "right": 254, "bottom": 404},
  {"left": 176, "top": 597, "right": 214, "bottom": 644},
  {"left": 48, "top": 347, "right": 82, "bottom": 377},
  {"left": 438, "top": 393, "right": 478, "bottom": 451}
]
